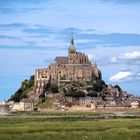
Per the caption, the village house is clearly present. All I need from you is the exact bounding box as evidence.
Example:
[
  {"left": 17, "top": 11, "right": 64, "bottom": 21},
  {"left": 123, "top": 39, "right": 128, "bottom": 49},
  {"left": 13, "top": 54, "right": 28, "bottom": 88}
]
[
  {"left": 92, "top": 97, "right": 103, "bottom": 103},
  {"left": 79, "top": 97, "right": 103, "bottom": 107},
  {"left": 79, "top": 97, "right": 85, "bottom": 106},
  {"left": 85, "top": 97, "right": 92, "bottom": 107},
  {"left": 21, "top": 98, "right": 34, "bottom": 111},
  {"left": 131, "top": 101, "right": 139, "bottom": 109}
]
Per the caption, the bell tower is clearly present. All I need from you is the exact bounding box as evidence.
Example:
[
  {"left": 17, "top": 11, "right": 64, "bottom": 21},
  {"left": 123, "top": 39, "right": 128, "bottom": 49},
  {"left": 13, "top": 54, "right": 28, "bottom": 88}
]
[{"left": 68, "top": 33, "right": 77, "bottom": 64}]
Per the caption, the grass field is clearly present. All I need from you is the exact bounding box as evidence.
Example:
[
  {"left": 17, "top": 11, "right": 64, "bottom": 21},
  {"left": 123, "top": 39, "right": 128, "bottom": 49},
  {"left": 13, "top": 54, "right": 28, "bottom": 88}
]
[{"left": 0, "top": 115, "right": 140, "bottom": 140}]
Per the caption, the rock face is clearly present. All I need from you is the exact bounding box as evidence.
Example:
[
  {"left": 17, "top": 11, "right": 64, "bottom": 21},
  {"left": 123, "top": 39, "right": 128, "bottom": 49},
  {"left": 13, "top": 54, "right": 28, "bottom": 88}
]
[{"left": 34, "top": 35, "right": 101, "bottom": 96}]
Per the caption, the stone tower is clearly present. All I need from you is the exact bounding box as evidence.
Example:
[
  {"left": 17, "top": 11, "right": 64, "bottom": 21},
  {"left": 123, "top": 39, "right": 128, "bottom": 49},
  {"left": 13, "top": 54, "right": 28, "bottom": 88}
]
[{"left": 68, "top": 33, "right": 77, "bottom": 64}]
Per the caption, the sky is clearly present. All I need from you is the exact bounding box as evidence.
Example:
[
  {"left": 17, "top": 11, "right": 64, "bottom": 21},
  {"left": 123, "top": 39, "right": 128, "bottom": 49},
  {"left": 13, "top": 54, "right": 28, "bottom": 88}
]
[{"left": 0, "top": 0, "right": 140, "bottom": 100}]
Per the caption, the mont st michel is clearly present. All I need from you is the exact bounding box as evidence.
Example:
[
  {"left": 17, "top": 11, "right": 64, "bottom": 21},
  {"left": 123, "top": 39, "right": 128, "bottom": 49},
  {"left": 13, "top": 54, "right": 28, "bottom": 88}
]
[
  {"left": 1, "top": 35, "right": 140, "bottom": 140},
  {"left": 0, "top": 0, "right": 140, "bottom": 140},
  {"left": 2, "top": 34, "right": 139, "bottom": 113}
]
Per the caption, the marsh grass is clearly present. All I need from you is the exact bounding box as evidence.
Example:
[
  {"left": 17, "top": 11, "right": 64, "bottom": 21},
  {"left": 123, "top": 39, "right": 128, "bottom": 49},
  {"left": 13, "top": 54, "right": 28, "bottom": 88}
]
[{"left": 0, "top": 116, "right": 140, "bottom": 140}]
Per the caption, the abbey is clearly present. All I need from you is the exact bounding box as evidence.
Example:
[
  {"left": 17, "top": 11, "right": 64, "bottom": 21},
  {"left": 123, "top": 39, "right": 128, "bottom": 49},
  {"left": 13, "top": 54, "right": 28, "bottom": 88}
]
[{"left": 34, "top": 35, "right": 102, "bottom": 95}]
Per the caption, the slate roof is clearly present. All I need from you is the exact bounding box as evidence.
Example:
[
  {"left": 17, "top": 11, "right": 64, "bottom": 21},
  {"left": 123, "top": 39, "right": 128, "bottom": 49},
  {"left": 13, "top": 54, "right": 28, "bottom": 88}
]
[{"left": 55, "top": 57, "right": 68, "bottom": 61}]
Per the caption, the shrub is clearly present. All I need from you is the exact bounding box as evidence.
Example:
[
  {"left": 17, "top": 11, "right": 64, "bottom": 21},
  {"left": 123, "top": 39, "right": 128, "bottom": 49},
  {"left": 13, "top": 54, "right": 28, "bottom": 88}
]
[
  {"left": 50, "top": 84, "right": 58, "bottom": 93},
  {"left": 64, "top": 90, "right": 85, "bottom": 97}
]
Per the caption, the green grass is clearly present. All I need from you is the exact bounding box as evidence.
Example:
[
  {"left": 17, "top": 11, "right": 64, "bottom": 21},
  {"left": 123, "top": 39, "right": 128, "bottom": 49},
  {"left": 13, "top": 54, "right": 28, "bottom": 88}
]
[
  {"left": 11, "top": 110, "right": 114, "bottom": 116},
  {"left": 0, "top": 116, "right": 140, "bottom": 140}
]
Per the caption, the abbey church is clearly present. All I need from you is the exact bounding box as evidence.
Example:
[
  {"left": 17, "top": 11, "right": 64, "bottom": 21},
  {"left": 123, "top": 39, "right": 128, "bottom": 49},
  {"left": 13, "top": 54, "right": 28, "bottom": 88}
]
[{"left": 34, "top": 35, "right": 102, "bottom": 95}]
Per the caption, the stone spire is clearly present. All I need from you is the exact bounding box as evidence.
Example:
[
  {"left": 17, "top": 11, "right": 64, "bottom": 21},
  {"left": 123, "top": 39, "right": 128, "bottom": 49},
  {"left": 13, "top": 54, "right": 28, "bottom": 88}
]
[{"left": 69, "top": 32, "right": 76, "bottom": 51}]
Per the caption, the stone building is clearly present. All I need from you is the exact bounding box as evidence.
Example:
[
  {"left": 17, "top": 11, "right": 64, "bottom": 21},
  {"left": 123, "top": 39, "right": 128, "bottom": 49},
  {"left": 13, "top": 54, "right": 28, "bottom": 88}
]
[
  {"left": 21, "top": 98, "right": 34, "bottom": 111},
  {"left": 131, "top": 101, "right": 139, "bottom": 109},
  {"left": 0, "top": 101, "right": 9, "bottom": 115},
  {"left": 79, "top": 97, "right": 103, "bottom": 107},
  {"left": 0, "top": 105, "right": 9, "bottom": 114},
  {"left": 11, "top": 98, "right": 34, "bottom": 112},
  {"left": 35, "top": 35, "right": 102, "bottom": 95}
]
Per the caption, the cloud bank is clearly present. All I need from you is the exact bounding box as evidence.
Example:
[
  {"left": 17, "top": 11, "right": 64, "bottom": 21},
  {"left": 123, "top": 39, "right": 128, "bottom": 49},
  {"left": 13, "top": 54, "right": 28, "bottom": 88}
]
[
  {"left": 110, "top": 51, "right": 140, "bottom": 64},
  {"left": 120, "top": 51, "right": 140, "bottom": 60}
]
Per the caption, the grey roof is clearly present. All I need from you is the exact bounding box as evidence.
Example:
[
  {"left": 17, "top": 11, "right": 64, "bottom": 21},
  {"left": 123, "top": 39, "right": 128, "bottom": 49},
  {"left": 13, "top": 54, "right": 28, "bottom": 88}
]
[
  {"left": 77, "top": 52, "right": 82, "bottom": 55},
  {"left": 79, "top": 97, "right": 85, "bottom": 101},
  {"left": 85, "top": 96, "right": 92, "bottom": 100},
  {"left": 55, "top": 57, "right": 68, "bottom": 61}
]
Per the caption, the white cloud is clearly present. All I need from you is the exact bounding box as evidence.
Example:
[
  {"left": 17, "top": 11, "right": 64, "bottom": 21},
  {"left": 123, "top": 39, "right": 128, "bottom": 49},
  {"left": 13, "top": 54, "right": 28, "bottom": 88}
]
[
  {"left": 110, "top": 51, "right": 140, "bottom": 64},
  {"left": 109, "top": 71, "right": 133, "bottom": 82},
  {"left": 120, "top": 51, "right": 140, "bottom": 60},
  {"left": 138, "top": 73, "right": 140, "bottom": 76}
]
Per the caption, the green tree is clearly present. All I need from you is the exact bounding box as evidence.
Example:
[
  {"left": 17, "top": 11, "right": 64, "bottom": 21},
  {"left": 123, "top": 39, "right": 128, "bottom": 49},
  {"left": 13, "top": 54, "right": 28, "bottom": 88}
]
[
  {"left": 50, "top": 84, "right": 58, "bottom": 93},
  {"left": 87, "top": 91, "right": 98, "bottom": 97},
  {"left": 65, "top": 90, "right": 85, "bottom": 97},
  {"left": 92, "top": 79, "right": 106, "bottom": 92},
  {"left": 28, "top": 75, "right": 34, "bottom": 88},
  {"left": 114, "top": 85, "right": 122, "bottom": 92},
  {"left": 8, "top": 75, "right": 34, "bottom": 102},
  {"left": 73, "top": 90, "right": 85, "bottom": 97}
]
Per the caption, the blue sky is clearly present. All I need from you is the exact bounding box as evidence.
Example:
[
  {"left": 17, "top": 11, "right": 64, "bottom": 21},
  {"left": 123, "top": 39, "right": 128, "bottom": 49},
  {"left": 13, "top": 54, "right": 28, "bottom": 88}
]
[{"left": 0, "top": 0, "right": 140, "bottom": 100}]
